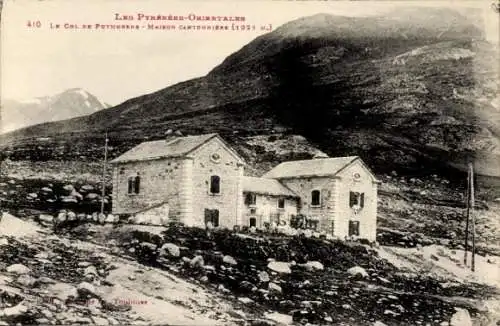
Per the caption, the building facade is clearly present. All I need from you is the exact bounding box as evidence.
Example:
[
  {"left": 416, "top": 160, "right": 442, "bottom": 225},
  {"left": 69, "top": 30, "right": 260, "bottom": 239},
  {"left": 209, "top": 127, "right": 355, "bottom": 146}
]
[{"left": 110, "top": 133, "right": 378, "bottom": 240}]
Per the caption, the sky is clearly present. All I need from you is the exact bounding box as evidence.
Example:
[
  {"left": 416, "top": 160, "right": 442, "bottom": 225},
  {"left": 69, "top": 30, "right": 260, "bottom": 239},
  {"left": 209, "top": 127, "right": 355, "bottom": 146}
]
[{"left": 1, "top": 0, "right": 498, "bottom": 106}]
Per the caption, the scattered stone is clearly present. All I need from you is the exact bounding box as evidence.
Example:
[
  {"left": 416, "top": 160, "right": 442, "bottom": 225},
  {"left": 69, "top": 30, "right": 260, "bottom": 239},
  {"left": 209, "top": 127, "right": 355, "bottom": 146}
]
[
  {"left": 6, "top": 263, "right": 31, "bottom": 275},
  {"left": 16, "top": 274, "right": 38, "bottom": 287},
  {"left": 92, "top": 316, "right": 109, "bottom": 325},
  {"left": 0, "top": 238, "right": 8, "bottom": 246},
  {"left": 267, "top": 261, "right": 292, "bottom": 274},
  {"left": 264, "top": 312, "right": 293, "bottom": 325},
  {"left": 160, "top": 243, "right": 180, "bottom": 257},
  {"left": 81, "top": 185, "right": 95, "bottom": 192},
  {"left": 190, "top": 255, "right": 204, "bottom": 268},
  {"left": 450, "top": 308, "right": 472, "bottom": 326},
  {"left": 269, "top": 282, "right": 282, "bottom": 293},
  {"left": 258, "top": 271, "right": 270, "bottom": 283},
  {"left": 49, "top": 283, "right": 78, "bottom": 302},
  {"left": 105, "top": 214, "right": 117, "bottom": 223},
  {"left": 27, "top": 192, "right": 38, "bottom": 199},
  {"left": 347, "top": 266, "right": 368, "bottom": 278},
  {"left": 38, "top": 214, "right": 54, "bottom": 224},
  {"left": 84, "top": 265, "right": 98, "bottom": 277},
  {"left": 304, "top": 261, "right": 324, "bottom": 271},
  {"left": 223, "top": 255, "right": 238, "bottom": 266},
  {"left": 374, "top": 321, "right": 387, "bottom": 326},
  {"left": 63, "top": 184, "right": 74, "bottom": 192},
  {"left": 238, "top": 297, "right": 254, "bottom": 304},
  {"left": 0, "top": 303, "right": 29, "bottom": 317},
  {"left": 67, "top": 211, "right": 77, "bottom": 221},
  {"left": 77, "top": 282, "right": 98, "bottom": 297}
]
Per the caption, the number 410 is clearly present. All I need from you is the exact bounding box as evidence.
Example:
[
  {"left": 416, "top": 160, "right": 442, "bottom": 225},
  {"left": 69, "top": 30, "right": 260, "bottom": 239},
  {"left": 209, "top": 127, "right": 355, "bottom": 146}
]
[{"left": 27, "top": 21, "right": 42, "bottom": 28}]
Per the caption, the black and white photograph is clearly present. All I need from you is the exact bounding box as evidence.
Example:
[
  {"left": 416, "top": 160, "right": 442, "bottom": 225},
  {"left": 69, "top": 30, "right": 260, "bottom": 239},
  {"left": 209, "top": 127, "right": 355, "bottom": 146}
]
[{"left": 0, "top": 0, "right": 499, "bottom": 325}]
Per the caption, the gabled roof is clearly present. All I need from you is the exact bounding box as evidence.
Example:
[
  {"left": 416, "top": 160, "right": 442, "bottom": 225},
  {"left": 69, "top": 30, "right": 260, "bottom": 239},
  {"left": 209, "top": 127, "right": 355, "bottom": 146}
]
[
  {"left": 110, "top": 133, "right": 243, "bottom": 164},
  {"left": 262, "top": 156, "right": 367, "bottom": 179},
  {"left": 242, "top": 176, "right": 298, "bottom": 197}
]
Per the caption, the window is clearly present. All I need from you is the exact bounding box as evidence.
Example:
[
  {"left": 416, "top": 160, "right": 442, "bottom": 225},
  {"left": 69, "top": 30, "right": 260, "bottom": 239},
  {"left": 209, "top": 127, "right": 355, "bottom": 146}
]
[
  {"left": 349, "top": 220, "right": 360, "bottom": 236},
  {"left": 127, "top": 174, "right": 141, "bottom": 194},
  {"left": 311, "top": 190, "right": 321, "bottom": 206},
  {"left": 278, "top": 198, "right": 285, "bottom": 209},
  {"left": 204, "top": 209, "right": 219, "bottom": 227},
  {"left": 249, "top": 217, "right": 257, "bottom": 227},
  {"left": 210, "top": 175, "right": 220, "bottom": 194},
  {"left": 245, "top": 193, "right": 256, "bottom": 206},
  {"left": 349, "top": 192, "right": 365, "bottom": 208}
]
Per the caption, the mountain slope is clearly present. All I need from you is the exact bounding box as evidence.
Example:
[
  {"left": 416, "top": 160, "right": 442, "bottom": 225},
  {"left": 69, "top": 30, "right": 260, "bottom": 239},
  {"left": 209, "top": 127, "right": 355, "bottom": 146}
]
[
  {"left": 1, "top": 8, "right": 498, "bottom": 178},
  {"left": 1, "top": 88, "right": 109, "bottom": 133}
]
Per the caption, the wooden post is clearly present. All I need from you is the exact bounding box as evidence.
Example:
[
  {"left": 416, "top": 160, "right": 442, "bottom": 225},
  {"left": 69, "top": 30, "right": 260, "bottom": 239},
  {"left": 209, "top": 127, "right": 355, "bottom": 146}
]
[
  {"left": 100, "top": 132, "right": 109, "bottom": 215},
  {"left": 470, "top": 163, "right": 476, "bottom": 272},
  {"left": 463, "top": 165, "right": 471, "bottom": 266}
]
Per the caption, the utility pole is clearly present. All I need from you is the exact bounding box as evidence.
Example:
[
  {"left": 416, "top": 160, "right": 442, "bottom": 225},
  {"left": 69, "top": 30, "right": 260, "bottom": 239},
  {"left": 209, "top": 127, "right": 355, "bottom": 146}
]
[
  {"left": 469, "top": 163, "right": 476, "bottom": 272},
  {"left": 100, "top": 132, "right": 109, "bottom": 215},
  {"left": 463, "top": 165, "right": 471, "bottom": 266}
]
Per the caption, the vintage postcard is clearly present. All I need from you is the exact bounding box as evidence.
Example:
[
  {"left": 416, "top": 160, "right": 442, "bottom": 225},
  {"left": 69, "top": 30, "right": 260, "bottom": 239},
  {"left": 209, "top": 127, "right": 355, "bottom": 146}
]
[{"left": 0, "top": 0, "right": 499, "bottom": 325}]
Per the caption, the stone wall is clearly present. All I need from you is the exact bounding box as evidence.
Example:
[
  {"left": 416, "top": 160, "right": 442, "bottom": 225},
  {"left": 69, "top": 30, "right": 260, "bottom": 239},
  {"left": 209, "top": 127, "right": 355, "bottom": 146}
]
[
  {"left": 335, "top": 160, "right": 378, "bottom": 241},
  {"left": 190, "top": 137, "right": 244, "bottom": 228},
  {"left": 111, "top": 158, "right": 184, "bottom": 218}
]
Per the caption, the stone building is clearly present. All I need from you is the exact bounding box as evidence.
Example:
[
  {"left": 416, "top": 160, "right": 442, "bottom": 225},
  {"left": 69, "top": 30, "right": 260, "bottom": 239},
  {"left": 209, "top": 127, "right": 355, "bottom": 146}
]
[{"left": 110, "top": 133, "right": 378, "bottom": 240}]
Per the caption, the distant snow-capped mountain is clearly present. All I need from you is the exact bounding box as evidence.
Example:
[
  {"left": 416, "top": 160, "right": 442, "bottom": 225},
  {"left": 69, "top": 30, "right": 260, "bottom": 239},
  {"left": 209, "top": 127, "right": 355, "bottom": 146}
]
[{"left": 1, "top": 88, "right": 110, "bottom": 133}]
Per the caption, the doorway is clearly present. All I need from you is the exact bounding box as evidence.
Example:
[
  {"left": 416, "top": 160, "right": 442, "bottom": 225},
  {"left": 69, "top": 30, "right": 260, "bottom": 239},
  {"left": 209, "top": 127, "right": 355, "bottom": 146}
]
[{"left": 204, "top": 209, "right": 219, "bottom": 227}]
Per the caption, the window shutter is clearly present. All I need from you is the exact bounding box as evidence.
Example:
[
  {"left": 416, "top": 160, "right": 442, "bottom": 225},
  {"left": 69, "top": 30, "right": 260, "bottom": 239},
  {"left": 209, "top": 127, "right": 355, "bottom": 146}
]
[
  {"left": 134, "top": 176, "right": 141, "bottom": 194},
  {"left": 360, "top": 193, "right": 365, "bottom": 208},
  {"left": 349, "top": 192, "right": 356, "bottom": 207},
  {"left": 213, "top": 209, "right": 219, "bottom": 227},
  {"left": 128, "top": 177, "right": 134, "bottom": 194}
]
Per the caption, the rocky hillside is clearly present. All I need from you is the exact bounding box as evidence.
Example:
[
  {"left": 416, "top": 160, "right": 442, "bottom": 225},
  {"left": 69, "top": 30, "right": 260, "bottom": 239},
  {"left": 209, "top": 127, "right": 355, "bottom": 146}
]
[
  {"left": 1, "top": 8, "right": 498, "bottom": 178},
  {"left": 1, "top": 212, "right": 498, "bottom": 326},
  {"left": 1, "top": 88, "right": 109, "bottom": 133}
]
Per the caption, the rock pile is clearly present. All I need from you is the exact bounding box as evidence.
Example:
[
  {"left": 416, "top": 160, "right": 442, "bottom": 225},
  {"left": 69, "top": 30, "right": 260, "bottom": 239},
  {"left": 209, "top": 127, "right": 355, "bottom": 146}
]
[{"left": 116, "top": 225, "right": 484, "bottom": 325}]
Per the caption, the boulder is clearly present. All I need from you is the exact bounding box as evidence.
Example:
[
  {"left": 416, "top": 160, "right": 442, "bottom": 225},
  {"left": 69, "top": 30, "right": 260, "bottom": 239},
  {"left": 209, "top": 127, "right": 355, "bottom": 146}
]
[
  {"left": 70, "top": 190, "right": 83, "bottom": 200},
  {"left": 347, "top": 266, "right": 368, "bottom": 278},
  {"left": 86, "top": 193, "right": 99, "bottom": 200},
  {"left": 27, "top": 192, "right": 38, "bottom": 199},
  {"left": 84, "top": 265, "right": 98, "bottom": 276},
  {"left": 41, "top": 187, "right": 53, "bottom": 193},
  {"left": 98, "top": 213, "right": 107, "bottom": 224},
  {"left": 105, "top": 214, "right": 117, "bottom": 223},
  {"left": 269, "top": 282, "right": 282, "bottom": 293},
  {"left": 67, "top": 211, "right": 77, "bottom": 221},
  {"left": 81, "top": 185, "right": 95, "bottom": 192},
  {"left": 304, "top": 261, "right": 324, "bottom": 271},
  {"left": 16, "top": 275, "right": 38, "bottom": 287},
  {"left": 39, "top": 214, "right": 53, "bottom": 223},
  {"left": 160, "top": 243, "right": 180, "bottom": 257},
  {"left": 56, "top": 211, "right": 67, "bottom": 223},
  {"left": 374, "top": 322, "right": 387, "bottom": 326},
  {"left": 77, "top": 282, "right": 98, "bottom": 297},
  {"left": 63, "top": 184, "right": 74, "bottom": 192},
  {"left": 6, "top": 264, "right": 31, "bottom": 275},
  {"left": 223, "top": 255, "right": 238, "bottom": 266},
  {"left": 0, "top": 238, "right": 8, "bottom": 246},
  {"left": 258, "top": 271, "right": 270, "bottom": 283},
  {"left": 449, "top": 308, "right": 472, "bottom": 326},
  {"left": 268, "top": 261, "right": 292, "bottom": 274},
  {"left": 0, "top": 303, "right": 29, "bottom": 317},
  {"left": 190, "top": 255, "right": 204, "bottom": 268}
]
